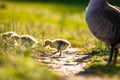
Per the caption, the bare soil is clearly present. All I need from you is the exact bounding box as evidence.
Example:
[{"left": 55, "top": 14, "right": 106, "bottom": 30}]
[{"left": 34, "top": 48, "right": 116, "bottom": 80}]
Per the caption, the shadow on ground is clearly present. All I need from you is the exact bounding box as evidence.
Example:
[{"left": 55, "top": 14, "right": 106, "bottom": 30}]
[
  {"left": 75, "top": 49, "right": 120, "bottom": 77},
  {"left": 76, "top": 62, "right": 120, "bottom": 77}
]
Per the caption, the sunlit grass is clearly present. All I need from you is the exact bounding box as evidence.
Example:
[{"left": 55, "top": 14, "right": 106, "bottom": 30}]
[
  {"left": 0, "top": 54, "right": 62, "bottom": 80},
  {"left": 0, "top": 1, "right": 95, "bottom": 47}
]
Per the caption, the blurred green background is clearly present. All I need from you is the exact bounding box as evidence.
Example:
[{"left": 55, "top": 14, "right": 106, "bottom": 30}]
[{"left": 7, "top": 0, "right": 120, "bottom": 6}]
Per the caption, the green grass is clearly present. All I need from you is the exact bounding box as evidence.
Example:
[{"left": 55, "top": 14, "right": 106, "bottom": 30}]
[
  {"left": 0, "top": 38, "right": 62, "bottom": 80},
  {"left": 84, "top": 62, "right": 120, "bottom": 76},
  {"left": 0, "top": 1, "right": 120, "bottom": 80},
  {"left": 76, "top": 47, "right": 120, "bottom": 79},
  {"left": 0, "top": 54, "right": 62, "bottom": 80},
  {"left": 0, "top": 1, "right": 95, "bottom": 47}
]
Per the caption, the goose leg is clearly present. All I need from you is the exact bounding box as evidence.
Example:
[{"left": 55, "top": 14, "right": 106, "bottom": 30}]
[
  {"left": 108, "top": 47, "right": 114, "bottom": 64},
  {"left": 113, "top": 48, "right": 118, "bottom": 64}
]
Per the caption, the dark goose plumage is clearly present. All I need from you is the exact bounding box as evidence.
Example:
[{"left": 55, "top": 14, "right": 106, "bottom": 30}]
[
  {"left": 115, "top": 6, "right": 120, "bottom": 10},
  {"left": 86, "top": 0, "right": 120, "bottom": 64}
]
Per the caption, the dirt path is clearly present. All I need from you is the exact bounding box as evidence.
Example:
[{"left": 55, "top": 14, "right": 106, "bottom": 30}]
[
  {"left": 35, "top": 48, "right": 113, "bottom": 80},
  {"left": 36, "top": 48, "right": 89, "bottom": 75},
  {"left": 39, "top": 53, "right": 87, "bottom": 76}
]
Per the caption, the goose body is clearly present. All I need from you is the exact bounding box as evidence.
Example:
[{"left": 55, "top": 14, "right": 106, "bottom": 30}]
[
  {"left": 44, "top": 39, "right": 71, "bottom": 56},
  {"left": 86, "top": 0, "right": 120, "bottom": 64}
]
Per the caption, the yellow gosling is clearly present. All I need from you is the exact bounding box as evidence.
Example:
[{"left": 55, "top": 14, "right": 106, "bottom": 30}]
[
  {"left": 20, "top": 35, "right": 38, "bottom": 48},
  {"left": 11, "top": 35, "right": 38, "bottom": 48},
  {"left": 1, "top": 31, "right": 19, "bottom": 46},
  {"left": 1, "top": 31, "right": 18, "bottom": 41},
  {"left": 44, "top": 39, "right": 71, "bottom": 56}
]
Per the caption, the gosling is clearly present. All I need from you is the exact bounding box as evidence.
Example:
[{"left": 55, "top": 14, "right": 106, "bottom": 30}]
[
  {"left": 1, "top": 31, "right": 18, "bottom": 41},
  {"left": 1, "top": 31, "right": 19, "bottom": 46},
  {"left": 44, "top": 39, "right": 71, "bottom": 56},
  {"left": 10, "top": 35, "right": 38, "bottom": 48}
]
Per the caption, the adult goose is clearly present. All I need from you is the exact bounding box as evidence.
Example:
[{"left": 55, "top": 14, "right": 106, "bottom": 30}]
[{"left": 86, "top": 0, "right": 120, "bottom": 64}]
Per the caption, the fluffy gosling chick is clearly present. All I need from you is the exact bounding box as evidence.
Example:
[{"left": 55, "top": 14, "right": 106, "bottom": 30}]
[
  {"left": 1, "top": 31, "right": 19, "bottom": 46},
  {"left": 20, "top": 35, "right": 38, "bottom": 48},
  {"left": 11, "top": 35, "right": 38, "bottom": 48},
  {"left": 1, "top": 31, "right": 18, "bottom": 41},
  {"left": 44, "top": 39, "right": 71, "bottom": 56}
]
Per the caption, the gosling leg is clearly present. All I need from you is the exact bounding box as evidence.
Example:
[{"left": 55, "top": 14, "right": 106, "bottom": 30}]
[{"left": 59, "top": 52, "right": 62, "bottom": 56}]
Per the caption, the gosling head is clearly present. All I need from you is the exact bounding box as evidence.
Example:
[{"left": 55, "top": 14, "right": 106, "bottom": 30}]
[
  {"left": 1, "top": 31, "right": 18, "bottom": 40},
  {"left": 44, "top": 39, "right": 53, "bottom": 47},
  {"left": 1, "top": 33, "right": 11, "bottom": 40},
  {"left": 1, "top": 33, "right": 7, "bottom": 40}
]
